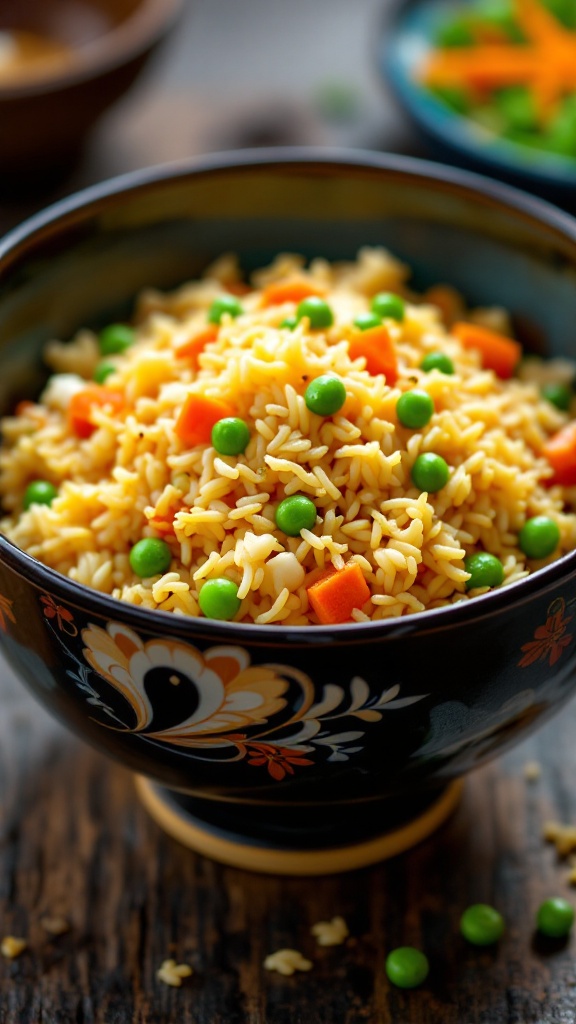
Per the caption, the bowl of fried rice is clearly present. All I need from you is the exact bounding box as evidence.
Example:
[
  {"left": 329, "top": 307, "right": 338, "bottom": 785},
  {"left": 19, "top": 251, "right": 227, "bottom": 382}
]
[{"left": 1, "top": 149, "right": 576, "bottom": 873}]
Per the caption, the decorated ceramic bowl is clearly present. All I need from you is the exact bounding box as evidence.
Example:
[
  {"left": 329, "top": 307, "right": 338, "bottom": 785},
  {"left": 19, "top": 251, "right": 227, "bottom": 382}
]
[
  {"left": 380, "top": 0, "right": 576, "bottom": 201},
  {"left": 1, "top": 150, "right": 576, "bottom": 874}
]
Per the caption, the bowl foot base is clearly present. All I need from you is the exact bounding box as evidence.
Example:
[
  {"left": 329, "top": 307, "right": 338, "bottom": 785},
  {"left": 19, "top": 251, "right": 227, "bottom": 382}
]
[{"left": 134, "top": 776, "right": 463, "bottom": 875}]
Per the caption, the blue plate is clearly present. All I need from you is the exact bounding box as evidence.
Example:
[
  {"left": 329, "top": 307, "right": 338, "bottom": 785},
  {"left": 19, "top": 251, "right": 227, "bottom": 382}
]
[{"left": 380, "top": 0, "right": 576, "bottom": 197}]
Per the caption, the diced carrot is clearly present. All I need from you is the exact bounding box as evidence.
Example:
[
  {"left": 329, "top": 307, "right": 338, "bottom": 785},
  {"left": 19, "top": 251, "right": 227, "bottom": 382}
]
[
  {"left": 147, "top": 517, "right": 176, "bottom": 535},
  {"left": 542, "top": 421, "right": 576, "bottom": 486},
  {"left": 147, "top": 503, "right": 184, "bottom": 535},
  {"left": 260, "top": 280, "right": 325, "bottom": 307},
  {"left": 175, "top": 393, "right": 234, "bottom": 448},
  {"left": 452, "top": 321, "right": 521, "bottom": 379},
  {"left": 67, "top": 386, "right": 126, "bottom": 439},
  {"left": 348, "top": 324, "right": 398, "bottom": 384},
  {"left": 175, "top": 324, "right": 219, "bottom": 365},
  {"left": 307, "top": 561, "right": 370, "bottom": 625}
]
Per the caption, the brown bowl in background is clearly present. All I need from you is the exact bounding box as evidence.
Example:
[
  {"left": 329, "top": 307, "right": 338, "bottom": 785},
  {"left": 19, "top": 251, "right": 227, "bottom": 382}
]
[{"left": 0, "top": 0, "right": 184, "bottom": 185}]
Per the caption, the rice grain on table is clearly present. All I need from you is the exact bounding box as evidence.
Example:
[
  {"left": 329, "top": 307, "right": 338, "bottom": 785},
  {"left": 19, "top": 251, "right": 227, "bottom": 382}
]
[{"left": 1, "top": 246, "right": 575, "bottom": 625}]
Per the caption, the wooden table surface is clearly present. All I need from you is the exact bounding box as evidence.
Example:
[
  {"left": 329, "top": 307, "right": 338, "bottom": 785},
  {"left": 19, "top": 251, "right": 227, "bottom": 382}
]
[{"left": 2, "top": 3, "right": 576, "bottom": 1021}]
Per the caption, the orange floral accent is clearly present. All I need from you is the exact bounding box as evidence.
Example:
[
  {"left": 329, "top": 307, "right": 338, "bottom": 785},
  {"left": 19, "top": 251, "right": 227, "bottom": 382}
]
[
  {"left": 519, "top": 598, "right": 573, "bottom": 668},
  {"left": 423, "top": 0, "right": 576, "bottom": 124},
  {"left": 0, "top": 593, "right": 16, "bottom": 631},
  {"left": 245, "top": 742, "right": 314, "bottom": 781},
  {"left": 40, "top": 594, "right": 78, "bottom": 637}
]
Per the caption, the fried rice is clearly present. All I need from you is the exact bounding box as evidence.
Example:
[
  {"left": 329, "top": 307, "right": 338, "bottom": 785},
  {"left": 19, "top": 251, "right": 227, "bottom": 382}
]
[{"left": 0, "top": 246, "right": 574, "bottom": 625}]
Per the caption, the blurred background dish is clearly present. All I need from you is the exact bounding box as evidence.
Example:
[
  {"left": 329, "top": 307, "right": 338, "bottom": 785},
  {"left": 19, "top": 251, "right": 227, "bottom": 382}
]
[
  {"left": 380, "top": 0, "right": 576, "bottom": 200},
  {"left": 0, "top": 0, "right": 184, "bottom": 187}
]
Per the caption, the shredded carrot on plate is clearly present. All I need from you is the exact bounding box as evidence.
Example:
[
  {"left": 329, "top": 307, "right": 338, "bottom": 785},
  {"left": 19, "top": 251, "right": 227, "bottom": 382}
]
[{"left": 422, "top": 0, "right": 576, "bottom": 125}]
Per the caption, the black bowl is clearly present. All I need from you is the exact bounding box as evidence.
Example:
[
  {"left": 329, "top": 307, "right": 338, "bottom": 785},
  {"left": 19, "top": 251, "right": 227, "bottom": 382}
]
[{"left": 1, "top": 149, "right": 576, "bottom": 872}]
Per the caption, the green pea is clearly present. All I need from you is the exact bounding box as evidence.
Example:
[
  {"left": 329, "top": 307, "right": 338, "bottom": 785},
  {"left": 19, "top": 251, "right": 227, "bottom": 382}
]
[
  {"left": 385, "top": 947, "right": 429, "bottom": 989},
  {"left": 129, "top": 537, "right": 172, "bottom": 578},
  {"left": 411, "top": 452, "right": 450, "bottom": 493},
  {"left": 275, "top": 494, "right": 317, "bottom": 536},
  {"left": 474, "top": 1, "right": 526, "bottom": 40},
  {"left": 198, "top": 577, "right": 241, "bottom": 620},
  {"left": 353, "top": 312, "right": 382, "bottom": 331},
  {"left": 281, "top": 315, "right": 298, "bottom": 330},
  {"left": 397, "top": 389, "right": 434, "bottom": 429},
  {"left": 519, "top": 516, "right": 560, "bottom": 560},
  {"left": 211, "top": 417, "right": 251, "bottom": 456},
  {"left": 473, "top": 104, "right": 507, "bottom": 135},
  {"left": 93, "top": 361, "right": 116, "bottom": 384},
  {"left": 371, "top": 292, "right": 405, "bottom": 322},
  {"left": 99, "top": 324, "right": 135, "bottom": 355},
  {"left": 207, "top": 295, "right": 244, "bottom": 324},
  {"left": 296, "top": 296, "right": 334, "bottom": 329},
  {"left": 542, "top": 0, "right": 576, "bottom": 29},
  {"left": 494, "top": 86, "right": 537, "bottom": 132},
  {"left": 541, "top": 382, "right": 572, "bottom": 411},
  {"left": 460, "top": 904, "right": 505, "bottom": 946},
  {"left": 435, "top": 17, "right": 475, "bottom": 46},
  {"left": 23, "top": 480, "right": 58, "bottom": 510},
  {"left": 464, "top": 551, "right": 505, "bottom": 590},
  {"left": 536, "top": 897, "right": 575, "bottom": 938},
  {"left": 420, "top": 351, "right": 455, "bottom": 375},
  {"left": 429, "top": 84, "right": 471, "bottom": 115},
  {"left": 304, "top": 375, "right": 347, "bottom": 416}
]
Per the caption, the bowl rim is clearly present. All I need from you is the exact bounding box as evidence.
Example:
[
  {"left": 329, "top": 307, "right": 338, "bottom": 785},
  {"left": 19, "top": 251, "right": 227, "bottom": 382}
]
[
  {"left": 1, "top": 144, "right": 576, "bottom": 644},
  {"left": 0, "top": 0, "right": 185, "bottom": 99},
  {"left": 380, "top": 0, "right": 576, "bottom": 189}
]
